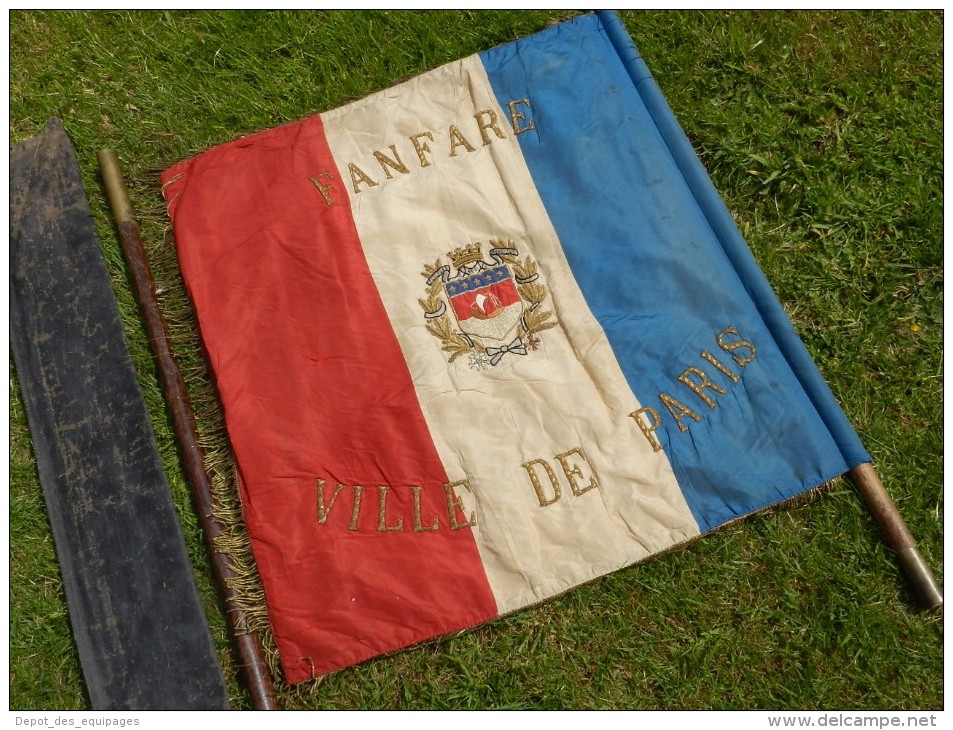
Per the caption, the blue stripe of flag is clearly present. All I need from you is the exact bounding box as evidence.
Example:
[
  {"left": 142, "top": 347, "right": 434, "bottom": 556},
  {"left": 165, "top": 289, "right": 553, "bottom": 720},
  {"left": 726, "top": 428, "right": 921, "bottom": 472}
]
[{"left": 479, "top": 12, "right": 866, "bottom": 532}]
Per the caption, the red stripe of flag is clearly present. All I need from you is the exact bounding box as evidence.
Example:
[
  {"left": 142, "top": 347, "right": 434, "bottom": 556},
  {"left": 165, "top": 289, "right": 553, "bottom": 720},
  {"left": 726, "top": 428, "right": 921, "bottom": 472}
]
[{"left": 163, "top": 116, "right": 499, "bottom": 683}]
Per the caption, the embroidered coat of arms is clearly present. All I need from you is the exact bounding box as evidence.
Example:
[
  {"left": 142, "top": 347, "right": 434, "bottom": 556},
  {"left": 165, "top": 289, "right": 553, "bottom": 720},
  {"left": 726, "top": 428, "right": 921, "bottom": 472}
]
[{"left": 419, "top": 240, "right": 556, "bottom": 369}]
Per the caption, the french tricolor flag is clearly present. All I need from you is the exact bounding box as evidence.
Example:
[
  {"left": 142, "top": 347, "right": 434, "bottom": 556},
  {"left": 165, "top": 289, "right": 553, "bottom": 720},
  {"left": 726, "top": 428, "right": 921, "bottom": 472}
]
[{"left": 162, "top": 11, "right": 868, "bottom": 684}]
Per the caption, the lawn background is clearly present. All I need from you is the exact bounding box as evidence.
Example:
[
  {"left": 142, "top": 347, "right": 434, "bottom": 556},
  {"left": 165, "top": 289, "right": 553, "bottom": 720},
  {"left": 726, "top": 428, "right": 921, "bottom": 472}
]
[{"left": 9, "top": 10, "right": 943, "bottom": 711}]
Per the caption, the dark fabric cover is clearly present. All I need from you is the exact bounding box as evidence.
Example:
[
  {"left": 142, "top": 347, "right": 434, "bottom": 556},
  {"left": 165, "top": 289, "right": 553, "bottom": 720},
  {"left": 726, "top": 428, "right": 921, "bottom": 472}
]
[{"left": 10, "top": 118, "right": 229, "bottom": 710}]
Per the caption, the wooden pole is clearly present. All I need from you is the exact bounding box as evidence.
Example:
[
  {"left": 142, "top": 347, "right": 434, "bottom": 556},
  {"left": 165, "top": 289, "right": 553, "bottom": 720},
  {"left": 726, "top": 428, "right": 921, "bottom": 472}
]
[
  {"left": 848, "top": 463, "right": 942, "bottom": 610},
  {"left": 98, "top": 149, "right": 279, "bottom": 710}
]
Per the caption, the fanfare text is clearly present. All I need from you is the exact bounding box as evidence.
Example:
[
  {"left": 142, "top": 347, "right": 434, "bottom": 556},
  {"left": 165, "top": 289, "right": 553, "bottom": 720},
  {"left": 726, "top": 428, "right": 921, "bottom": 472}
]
[{"left": 309, "top": 98, "right": 536, "bottom": 205}]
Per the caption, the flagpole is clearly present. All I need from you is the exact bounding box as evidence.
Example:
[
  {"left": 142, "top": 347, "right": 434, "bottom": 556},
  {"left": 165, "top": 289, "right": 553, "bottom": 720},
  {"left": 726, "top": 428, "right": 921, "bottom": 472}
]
[
  {"left": 848, "top": 463, "right": 942, "bottom": 609},
  {"left": 98, "top": 149, "right": 279, "bottom": 710}
]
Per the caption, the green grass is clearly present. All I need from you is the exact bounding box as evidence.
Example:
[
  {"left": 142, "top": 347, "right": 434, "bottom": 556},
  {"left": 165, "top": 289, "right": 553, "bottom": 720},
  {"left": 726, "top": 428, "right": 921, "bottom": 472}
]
[{"left": 9, "top": 10, "right": 942, "bottom": 711}]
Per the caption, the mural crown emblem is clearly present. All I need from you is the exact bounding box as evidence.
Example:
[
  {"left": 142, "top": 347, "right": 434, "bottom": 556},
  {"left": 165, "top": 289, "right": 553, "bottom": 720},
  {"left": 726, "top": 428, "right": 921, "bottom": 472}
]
[{"left": 449, "top": 243, "right": 484, "bottom": 269}]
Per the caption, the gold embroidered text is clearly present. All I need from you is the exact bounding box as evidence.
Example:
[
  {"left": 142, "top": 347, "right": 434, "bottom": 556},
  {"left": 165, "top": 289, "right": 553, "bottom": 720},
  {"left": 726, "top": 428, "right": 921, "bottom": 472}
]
[
  {"left": 311, "top": 99, "right": 537, "bottom": 199},
  {"left": 316, "top": 478, "right": 477, "bottom": 533},
  {"left": 629, "top": 325, "right": 756, "bottom": 452}
]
